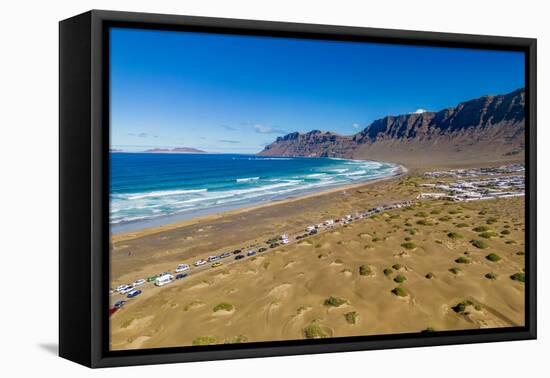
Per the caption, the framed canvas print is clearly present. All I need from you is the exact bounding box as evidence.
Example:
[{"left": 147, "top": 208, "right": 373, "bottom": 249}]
[{"left": 59, "top": 10, "right": 536, "bottom": 368}]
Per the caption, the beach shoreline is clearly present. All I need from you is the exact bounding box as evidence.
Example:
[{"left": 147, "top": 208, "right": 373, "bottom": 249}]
[{"left": 112, "top": 163, "right": 408, "bottom": 242}]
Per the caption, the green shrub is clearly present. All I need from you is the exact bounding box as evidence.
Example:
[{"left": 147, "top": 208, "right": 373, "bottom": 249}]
[
  {"left": 425, "top": 272, "right": 435, "bottom": 279},
  {"left": 510, "top": 272, "right": 525, "bottom": 283},
  {"left": 344, "top": 311, "right": 358, "bottom": 325},
  {"left": 404, "top": 236, "right": 412, "bottom": 241},
  {"left": 452, "top": 300, "right": 474, "bottom": 313},
  {"left": 505, "top": 240, "right": 517, "bottom": 245},
  {"left": 485, "top": 272, "right": 497, "bottom": 280},
  {"left": 449, "top": 267, "right": 461, "bottom": 275},
  {"left": 193, "top": 336, "right": 217, "bottom": 345},
  {"left": 359, "top": 265, "right": 372, "bottom": 276},
  {"left": 416, "top": 219, "right": 433, "bottom": 226},
  {"left": 473, "top": 226, "right": 490, "bottom": 232},
  {"left": 479, "top": 231, "right": 498, "bottom": 239},
  {"left": 421, "top": 327, "right": 436, "bottom": 333},
  {"left": 401, "top": 242, "right": 417, "bottom": 250},
  {"left": 391, "top": 287, "right": 409, "bottom": 297},
  {"left": 449, "top": 209, "right": 462, "bottom": 215},
  {"left": 486, "top": 217, "right": 498, "bottom": 224},
  {"left": 304, "top": 324, "right": 329, "bottom": 339},
  {"left": 213, "top": 302, "right": 234, "bottom": 312},
  {"left": 439, "top": 216, "right": 452, "bottom": 221},
  {"left": 415, "top": 211, "right": 428, "bottom": 218},
  {"left": 224, "top": 335, "right": 248, "bottom": 344},
  {"left": 372, "top": 237, "right": 382, "bottom": 242},
  {"left": 516, "top": 251, "right": 525, "bottom": 256},
  {"left": 456, "top": 223, "right": 469, "bottom": 228},
  {"left": 383, "top": 268, "right": 393, "bottom": 276},
  {"left": 478, "top": 210, "right": 487, "bottom": 215},
  {"left": 393, "top": 274, "right": 407, "bottom": 283},
  {"left": 485, "top": 253, "right": 501, "bottom": 262},
  {"left": 501, "top": 229, "right": 511, "bottom": 235},
  {"left": 430, "top": 209, "right": 441, "bottom": 215},
  {"left": 324, "top": 296, "right": 347, "bottom": 307},
  {"left": 455, "top": 257, "right": 471, "bottom": 264},
  {"left": 471, "top": 239, "right": 489, "bottom": 249},
  {"left": 392, "top": 263, "right": 402, "bottom": 270},
  {"left": 447, "top": 232, "right": 463, "bottom": 240}
]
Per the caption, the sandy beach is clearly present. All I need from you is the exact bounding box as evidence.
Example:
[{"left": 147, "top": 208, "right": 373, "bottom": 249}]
[{"left": 109, "top": 164, "right": 525, "bottom": 350}]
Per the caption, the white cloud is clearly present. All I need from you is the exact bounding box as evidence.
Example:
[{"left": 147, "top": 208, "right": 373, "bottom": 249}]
[
  {"left": 352, "top": 123, "right": 361, "bottom": 129},
  {"left": 253, "top": 124, "right": 287, "bottom": 134},
  {"left": 414, "top": 108, "right": 428, "bottom": 114}
]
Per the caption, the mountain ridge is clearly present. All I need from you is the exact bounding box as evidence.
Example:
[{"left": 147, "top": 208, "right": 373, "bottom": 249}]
[{"left": 258, "top": 88, "right": 525, "bottom": 168}]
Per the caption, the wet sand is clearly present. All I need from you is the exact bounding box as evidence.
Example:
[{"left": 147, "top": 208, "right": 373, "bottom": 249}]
[{"left": 109, "top": 169, "right": 525, "bottom": 350}]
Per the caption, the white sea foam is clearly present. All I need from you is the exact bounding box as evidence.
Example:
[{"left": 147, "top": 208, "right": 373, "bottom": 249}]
[
  {"left": 124, "top": 188, "right": 208, "bottom": 200},
  {"left": 236, "top": 177, "right": 260, "bottom": 182}
]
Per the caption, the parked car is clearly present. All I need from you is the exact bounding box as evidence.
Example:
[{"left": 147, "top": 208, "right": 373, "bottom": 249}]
[
  {"left": 309, "top": 229, "right": 318, "bottom": 235},
  {"left": 270, "top": 243, "right": 279, "bottom": 248},
  {"left": 116, "top": 284, "right": 131, "bottom": 292},
  {"left": 234, "top": 254, "right": 244, "bottom": 260},
  {"left": 132, "top": 279, "right": 146, "bottom": 287},
  {"left": 114, "top": 300, "right": 125, "bottom": 308},
  {"left": 194, "top": 259, "right": 207, "bottom": 267},
  {"left": 175, "top": 264, "right": 190, "bottom": 273},
  {"left": 247, "top": 250, "right": 256, "bottom": 256},
  {"left": 127, "top": 289, "right": 142, "bottom": 298},
  {"left": 232, "top": 249, "right": 242, "bottom": 254},
  {"left": 211, "top": 262, "right": 223, "bottom": 268},
  {"left": 281, "top": 238, "right": 289, "bottom": 244},
  {"left": 155, "top": 273, "right": 174, "bottom": 287},
  {"left": 258, "top": 247, "right": 267, "bottom": 253},
  {"left": 146, "top": 275, "right": 158, "bottom": 282},
  {"left": 175, "top": 273, "right": 188, "bottom": 280},
  {"left": 120, "top": 286, "right": 135, "bottom": 294},
  {"left": 219, "top": 252, "right": 231, "bottom": 259},
  {"left": 207, "top": 255, "right": 220, "bottom": 262}
]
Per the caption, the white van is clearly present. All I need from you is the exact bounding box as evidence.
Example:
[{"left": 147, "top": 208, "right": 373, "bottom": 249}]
[{"left": 155, "top": 273, "right": 174, "bottom": 287}]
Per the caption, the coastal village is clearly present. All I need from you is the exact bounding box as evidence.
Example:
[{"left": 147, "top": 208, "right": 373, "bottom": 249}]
[{"left": 418, "top": 164, "right": 525, "bottom": 202}]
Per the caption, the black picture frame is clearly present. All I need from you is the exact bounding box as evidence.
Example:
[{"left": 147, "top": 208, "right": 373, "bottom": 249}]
[{"left": 59, "top": 9, "right": 537, "bottom": 368}]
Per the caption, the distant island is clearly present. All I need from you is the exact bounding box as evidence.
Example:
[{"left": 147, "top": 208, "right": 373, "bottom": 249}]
[{"left": 144, "top": 147, "right": 206, "bottom": 154}]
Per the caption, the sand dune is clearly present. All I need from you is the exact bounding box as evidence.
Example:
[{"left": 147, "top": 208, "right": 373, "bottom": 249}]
[{"left": 110, "top": 173, "right": 525, "bottom": 350}]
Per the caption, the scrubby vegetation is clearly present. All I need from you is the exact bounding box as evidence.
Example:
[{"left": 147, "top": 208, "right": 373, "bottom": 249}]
[
  {"left": 510, "top": 272, "right": 525, "bottom": 283},
  {"left": 359, "top": 265, "right": 372, "bottom": 276},
  {"left": 449, "top": 267, "right": 461, "bottom": 275},
  {"left": 224, "top": 335, "right": 248, "bottom": 344},
  {"left": 473, "top": 226, "right": 491, "bottom": 232},
  {"left": 344, "top": 311, "right": 358, "bottom": 325},
  {"left": 452, "top": 300, "right": 474, "bottom": 314},
  {"left": 486, "top": 217, "right": 498, "bottom": 224},
  {"left": 416, "top": 219, "right": 433, "bottom": 226},
  {"left": 383, "top": 268, "right": 393, "bottom": 276},
  {"left": 439, "top": 216, "right": 452, "bottom": 222},
  {"left": 455, "top": 257, "right": 471, "bottom": 264},
  {"left": 485, "top": 272, "right": 497, "bottom": 280},
  {"left": 415, "top": 211, "right": 428, "bottom": 218},
  {"left": 213, "top": 302, "right": 234, "bottom": 312},
  {"left": 471, "top": 239, "right": 489, "bottom": 249},
  {"left": 456, "top": 223, "right": 469, "bottom": 228},
  {"left": 425, "top": 272, "right": 435, "bottom": 279},
  {"left": 392, "top": 263, "right": 403, "bottom": 270},
  {"left": 324, "top": 296, "right": 347, "bottom": 307},
  {"left": 516, "top": 251, "right": 525, "bottom": 256},
  {"left": 304, "top": 323, "right": 329, "bottom": 339},
  {"left": 391, "top": 287, "right": 409, "bottom": 297},
  {"left": 447, "top": 232, "right": 463, "bottom": 240},
  {"left": 193, "top": 336, "right": 217, "bottom": 346},
  {"left": 485, "top": 253, "right": 501, "bottom": 262},
  {"left": 501, "top": 229, "right": 511, "bottom": 235},
  {"left": 401, "top": 242, "right": 417, "bottom": 250},
  {"left": 479, "top": 231, "right": 498, "bottom": 239},
  {"left": 393, "top": 274, "right": 407, "bottom": 283}
]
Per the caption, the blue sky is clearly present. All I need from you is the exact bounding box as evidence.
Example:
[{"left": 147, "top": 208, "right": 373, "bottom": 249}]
[{"left": 110, "top": 28, "right": 524, "bottom": 153}]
